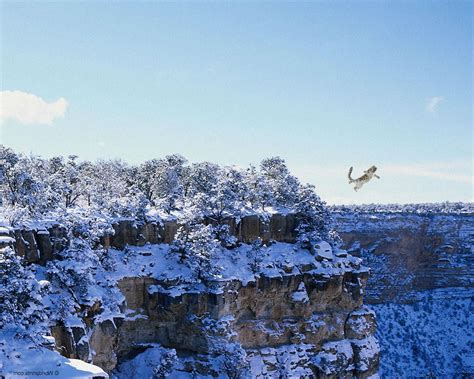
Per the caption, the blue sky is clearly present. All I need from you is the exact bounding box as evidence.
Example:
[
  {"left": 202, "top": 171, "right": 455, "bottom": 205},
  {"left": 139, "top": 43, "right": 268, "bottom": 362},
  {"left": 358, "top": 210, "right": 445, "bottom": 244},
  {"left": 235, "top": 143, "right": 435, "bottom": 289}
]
[{"left": 1, "top": 1, "right": 472, "bottom": 204}]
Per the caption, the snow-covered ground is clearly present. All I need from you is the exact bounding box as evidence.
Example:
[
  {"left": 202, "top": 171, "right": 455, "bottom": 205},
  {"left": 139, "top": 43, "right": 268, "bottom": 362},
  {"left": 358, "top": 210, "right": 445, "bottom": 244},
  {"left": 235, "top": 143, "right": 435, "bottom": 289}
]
[
  {"left": 0, "top": 331, "right": 108, "bottom": 379},
  {"left": 374, "top": 288, "right": 474, "bottom": 378},
  {"left": 105, "top": 241, "right": 361, "bottom": 288}
]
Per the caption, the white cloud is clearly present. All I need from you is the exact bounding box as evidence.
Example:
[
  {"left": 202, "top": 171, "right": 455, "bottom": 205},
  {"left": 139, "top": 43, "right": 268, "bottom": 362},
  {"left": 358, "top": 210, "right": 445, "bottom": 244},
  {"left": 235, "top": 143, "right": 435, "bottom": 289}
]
[
  {"left": 426, "top": 96, "right": 444, "bottom": 114},
  {"left": 0, "top": 90, "right": 68, "bottom": 125}
]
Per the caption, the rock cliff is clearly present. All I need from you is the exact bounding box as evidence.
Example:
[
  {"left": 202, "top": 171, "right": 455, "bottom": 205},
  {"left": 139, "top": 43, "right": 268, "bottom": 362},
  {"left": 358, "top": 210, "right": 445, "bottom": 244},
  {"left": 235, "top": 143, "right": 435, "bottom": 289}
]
[{"left": 3, "top": 214, "right": 380, "bottom": 378}]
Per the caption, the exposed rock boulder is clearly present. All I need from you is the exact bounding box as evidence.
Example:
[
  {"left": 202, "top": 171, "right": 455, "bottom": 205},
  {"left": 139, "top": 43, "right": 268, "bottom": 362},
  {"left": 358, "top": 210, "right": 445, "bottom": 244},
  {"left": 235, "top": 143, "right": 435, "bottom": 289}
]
[
  {"left": 14, "top": 229, "right": 40, "bottom": 263},
  {"left": 51, "top": 325, "right": 90, "bottom": 362}
]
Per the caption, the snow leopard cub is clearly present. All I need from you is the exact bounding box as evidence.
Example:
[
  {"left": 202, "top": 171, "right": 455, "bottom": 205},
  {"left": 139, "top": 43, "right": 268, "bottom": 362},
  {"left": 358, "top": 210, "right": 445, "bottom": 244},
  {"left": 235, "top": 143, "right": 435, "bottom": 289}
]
[{"left": 348, "top": 165, "right": 380, "bottom": 191}]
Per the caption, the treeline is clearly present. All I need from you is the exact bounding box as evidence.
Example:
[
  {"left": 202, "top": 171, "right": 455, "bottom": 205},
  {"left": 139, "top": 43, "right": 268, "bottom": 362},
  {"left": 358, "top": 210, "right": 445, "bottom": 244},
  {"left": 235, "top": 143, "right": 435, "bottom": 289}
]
[{"left": 0, "top": 145, "right": 337, "bottom": 248}]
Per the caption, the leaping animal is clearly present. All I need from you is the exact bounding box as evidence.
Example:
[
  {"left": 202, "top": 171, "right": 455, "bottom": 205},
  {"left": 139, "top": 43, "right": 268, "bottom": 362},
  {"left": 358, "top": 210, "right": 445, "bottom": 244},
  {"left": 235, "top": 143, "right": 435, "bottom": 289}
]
[{"left": 348, "top": 165, "right": 380, "bottom": 191}]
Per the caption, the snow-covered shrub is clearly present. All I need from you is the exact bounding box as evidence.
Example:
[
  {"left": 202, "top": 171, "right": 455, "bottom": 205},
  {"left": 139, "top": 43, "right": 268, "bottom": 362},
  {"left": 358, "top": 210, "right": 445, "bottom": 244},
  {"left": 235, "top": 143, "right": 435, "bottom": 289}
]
[
  {"left": 112, "top": 344, "right": 178, "bottom": 379},
  {"left": 46, "top": 241, "right": 97, "bottom": 307},
  {"left": 247, "top": 238, "right": 265, "bottom": 274},
  {"left": 294, "top": 183, "right": 335, "bottom": 251},
  {"left": 170, "top": 223, "right": 221, "bottom": 282},
  {"left": 220, "top": 342, "right": 250, "bottom": 379},
  {"left": 200, "top": 316, "right": 250, "bottom": 378},
  {"left": 0, "top": 247, "right": 48, "bottom": 338},
  {"left": 260, "top": 157, "right": 299, "bottom": 208},
  {"left": 214, "top": 224, "right": 238, "bottom": 248}
]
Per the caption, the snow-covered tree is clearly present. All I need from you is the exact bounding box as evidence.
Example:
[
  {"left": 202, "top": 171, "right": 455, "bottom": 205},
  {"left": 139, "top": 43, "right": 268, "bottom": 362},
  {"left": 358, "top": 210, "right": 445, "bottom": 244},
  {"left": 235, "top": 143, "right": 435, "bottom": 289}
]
[
  {"left": 247, "top": 237, "right": 265, "bottom": 274},
  {"left": 170, "top": 223, "right": 220, "bottom": 282},
  {"left": 294, "top": 183, "right": 333, "bottom": 251},
  {"left": 191, "top": 169, "right": 241, "bottom": 222},
  {"left": 200, "top": 316, "right": 250, "bottom": 378},
  {"left": 0, "top": 148, "right": 57, "bottom": 223},
  {"left": 0, "top": 147, "right": 344, "bottom": 253},
  {"left": 243, "top": 164, "right": 273, "bottom": 211},
  {"left": 214, "top": 224, "right": 238, "bottom": 248},
  {"left": 131, "top": 159, "right": 161, "bottom": 204},
  {"left": 47, "top": 155, "right": 82, "bottom": 208},
  {"left": 0, "top": 247, "right": 48, "bottom": 335},
  {"left": 152, "top": 154, "right": 187, "bottom": 213},
  {"left": 260, "top": 156, "right": 300, "bottom": 208},
  {"left": 87, "top": 159, "right": 131, "bottom": 215},
  {"left": 221, "top": 343, "right": 250, "bottom": 379}
]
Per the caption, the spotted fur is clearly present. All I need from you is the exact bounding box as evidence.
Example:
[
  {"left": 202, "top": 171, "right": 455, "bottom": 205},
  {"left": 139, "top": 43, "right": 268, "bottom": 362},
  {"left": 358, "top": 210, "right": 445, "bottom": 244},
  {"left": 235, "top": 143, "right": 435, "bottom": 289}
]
[{"left": 348, "top": 165, "right": 380, "bottom": 191}]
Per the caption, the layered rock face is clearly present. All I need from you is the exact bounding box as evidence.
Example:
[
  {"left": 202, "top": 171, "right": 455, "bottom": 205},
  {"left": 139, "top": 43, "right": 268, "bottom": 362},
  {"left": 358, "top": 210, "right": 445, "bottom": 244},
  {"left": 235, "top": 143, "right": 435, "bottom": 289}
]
[
  {"left": 80, "top": 271, "right": 378, "bottom": 377},
  {"left": 5, "top": 214, "right": 298, "bottom": 265},
  {"left": 103, "top": 271, "right": 378, "bottom": 378},
  {"left": 19, "top": 213, "right": 379, "bottom": 378},
  {"left": 333, "top": 212, "right": 474, "bottom": 304}
]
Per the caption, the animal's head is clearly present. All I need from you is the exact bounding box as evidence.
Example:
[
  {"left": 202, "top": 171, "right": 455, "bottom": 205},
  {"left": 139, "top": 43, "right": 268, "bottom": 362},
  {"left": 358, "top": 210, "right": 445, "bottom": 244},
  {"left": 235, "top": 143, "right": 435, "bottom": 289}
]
[{"left": 367, "top": 165, "right": 377, "bottom": 173}]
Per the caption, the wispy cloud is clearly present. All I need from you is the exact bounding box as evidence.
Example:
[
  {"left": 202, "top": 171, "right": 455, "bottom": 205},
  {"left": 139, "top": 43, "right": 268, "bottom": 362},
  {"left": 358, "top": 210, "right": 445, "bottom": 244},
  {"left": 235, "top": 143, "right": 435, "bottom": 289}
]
[
  {"left": 384, "top": 162, "right": 471, "bottom": 184},
  {"left": 0, "top": 90, "right": 68, "bottom": 125},
  {"left": 426, "top": 96, "right": 444, "bottom": 114}
]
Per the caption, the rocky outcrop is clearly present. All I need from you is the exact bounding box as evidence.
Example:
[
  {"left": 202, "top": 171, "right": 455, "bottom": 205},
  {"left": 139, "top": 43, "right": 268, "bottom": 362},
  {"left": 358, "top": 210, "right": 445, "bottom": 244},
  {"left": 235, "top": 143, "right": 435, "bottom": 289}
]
[
  {"left": 105, "top": 214, "right": 299, "bottom": 249},
  {"left": 51, "top": 324, "right": 90, "bottom": 362},
  {"left": 9, "top": 224, "right": 68, "bottom": 265},
  {"left": 79, "top": 265, "right": 377, "bottom": 377},
  {"left": 45, "top": 262, "right": 378, "bottom": 377},
  {"left": 11, "top": 214, "right": 299, "bottom": 265}
]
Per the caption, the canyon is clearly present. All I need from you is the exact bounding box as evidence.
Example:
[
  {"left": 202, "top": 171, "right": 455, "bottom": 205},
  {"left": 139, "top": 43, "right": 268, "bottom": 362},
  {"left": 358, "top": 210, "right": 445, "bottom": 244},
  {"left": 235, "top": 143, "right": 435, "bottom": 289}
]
[
  {"left": 2, "top": 209, "right": 472, "bottom": 377},
  {"left": 1, "top": 214, "right": 379, "bottom": 378}
]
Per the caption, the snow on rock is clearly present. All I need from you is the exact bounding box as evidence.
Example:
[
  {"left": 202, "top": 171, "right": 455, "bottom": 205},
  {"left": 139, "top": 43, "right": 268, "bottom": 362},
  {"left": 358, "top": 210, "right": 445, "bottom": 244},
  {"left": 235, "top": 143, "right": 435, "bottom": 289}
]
[
  {"left": 248, "top": 344, "right": 316, "bottom": 378},
  {"left": 112, "top": 344, "right": 177, "bottom": 379},
  {"left": 291, "top": 281, "right": 309, "bottom": 303},
  {"left": 314, "top": 241, "right": 333, "bottom": 260},
  {"left": 105, "top": 241, "right": 362, "bottom": 288},
  {"left": 0, "top": 236, "right": 15, "bottom": 245},
  {"left": 312, "top": 339, "right": 354, "bottom": 376},
  {"left": 351, "top": 335, "right": 380, "bottom": 374}
]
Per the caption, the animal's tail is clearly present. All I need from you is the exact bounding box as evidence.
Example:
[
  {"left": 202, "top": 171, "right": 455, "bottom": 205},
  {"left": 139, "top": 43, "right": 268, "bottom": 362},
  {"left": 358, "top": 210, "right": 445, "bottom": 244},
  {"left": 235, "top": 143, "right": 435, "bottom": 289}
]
[{"left": 348, "top": 167, "right": 354, "bottom": 183}]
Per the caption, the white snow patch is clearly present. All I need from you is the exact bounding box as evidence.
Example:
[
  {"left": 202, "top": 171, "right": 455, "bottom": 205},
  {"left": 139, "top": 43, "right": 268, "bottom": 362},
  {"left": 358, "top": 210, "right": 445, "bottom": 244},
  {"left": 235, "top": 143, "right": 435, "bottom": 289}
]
[{"left": 314, "top": 241, "right": 333, "bottom": 260}]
